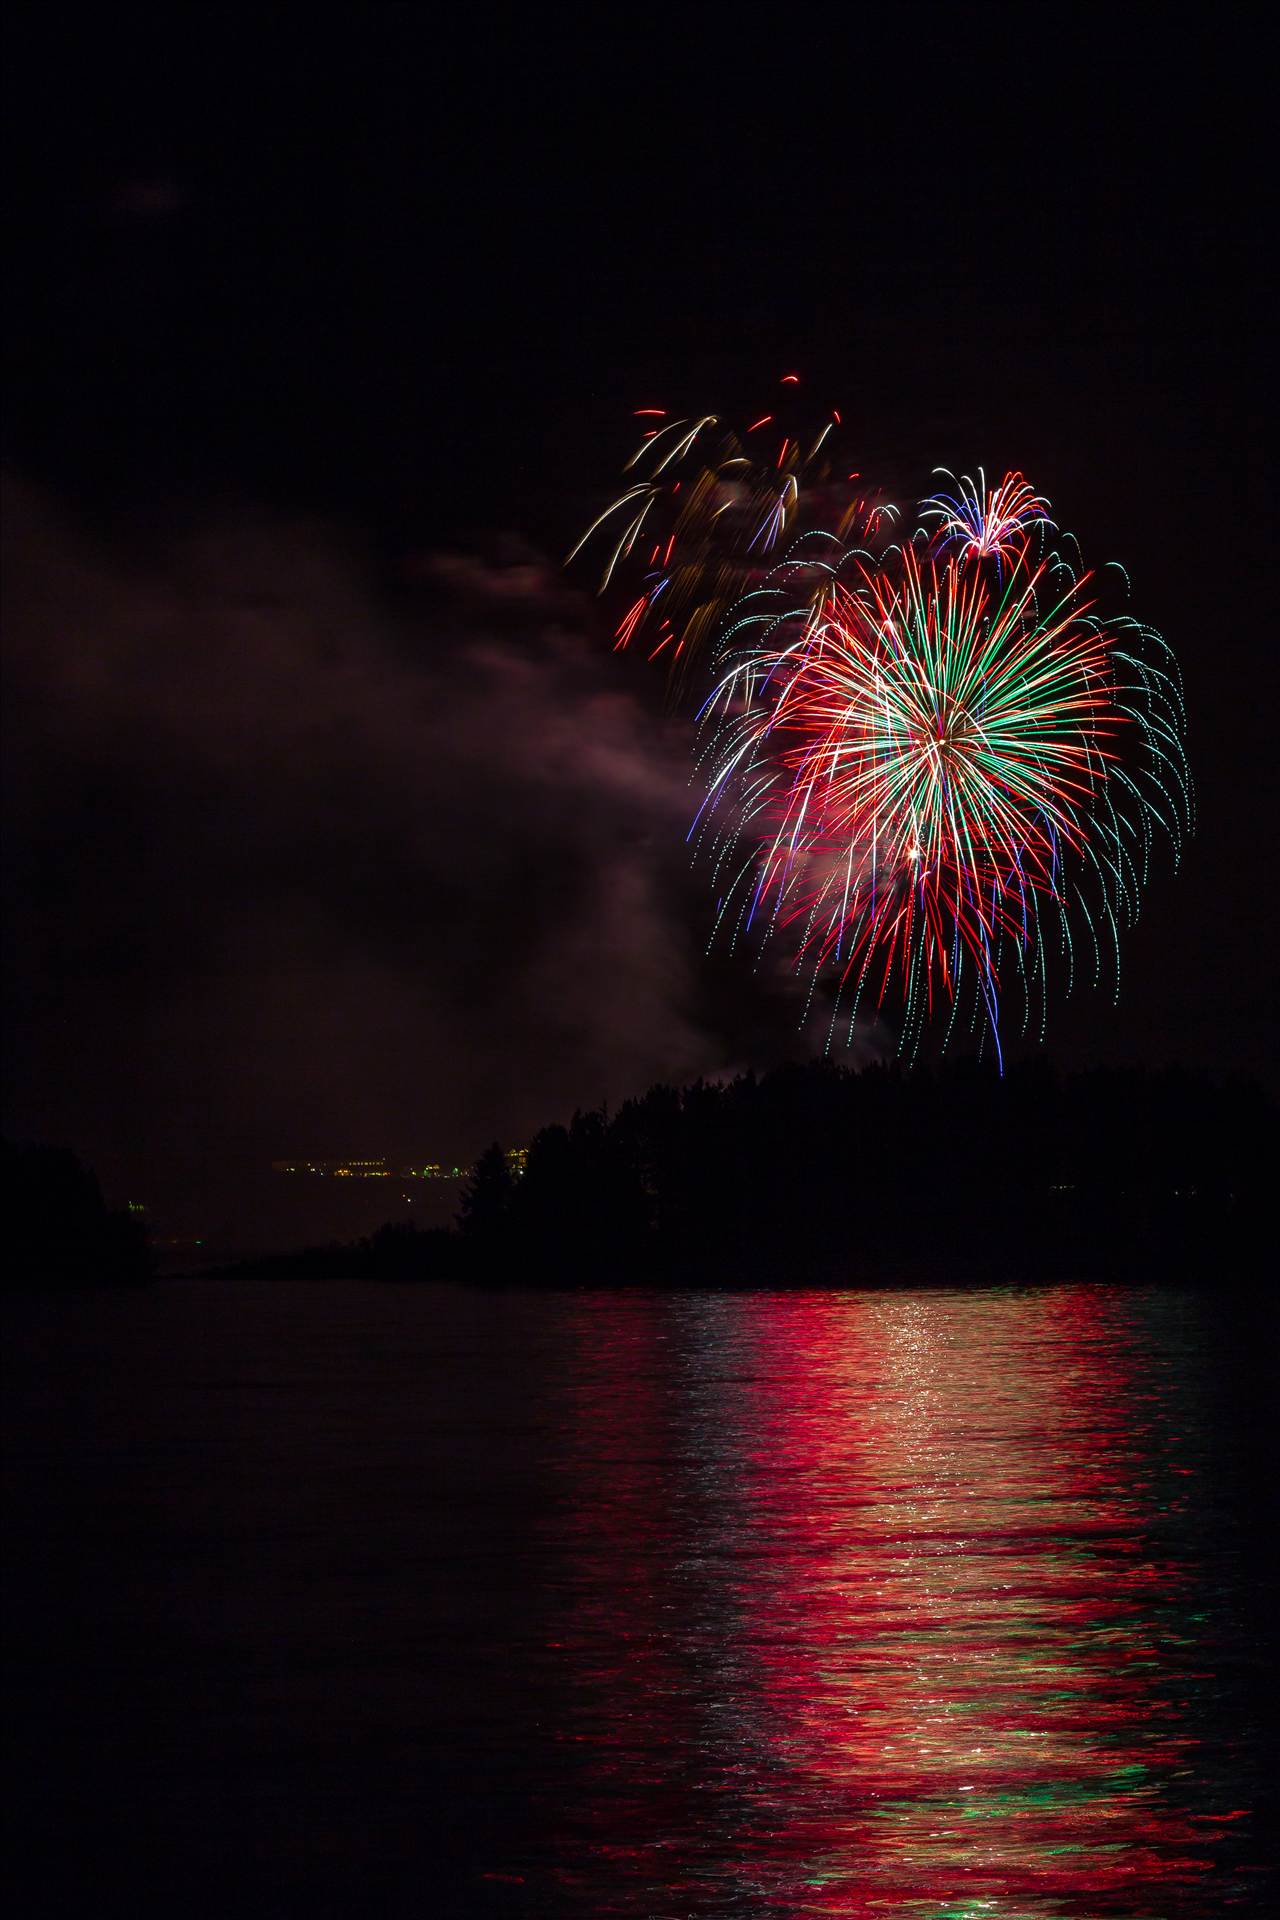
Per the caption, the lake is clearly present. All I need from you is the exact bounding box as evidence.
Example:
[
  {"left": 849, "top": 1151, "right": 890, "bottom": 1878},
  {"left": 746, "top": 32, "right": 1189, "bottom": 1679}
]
[{"left": 3, "top": 1281, "right": 1274, "bottom": 1916}]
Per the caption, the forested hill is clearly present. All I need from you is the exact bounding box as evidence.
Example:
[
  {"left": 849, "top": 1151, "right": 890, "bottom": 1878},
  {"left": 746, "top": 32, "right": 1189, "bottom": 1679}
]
[{"left": 239, "top": 1061, "right": 1273, "bottom": 1285}]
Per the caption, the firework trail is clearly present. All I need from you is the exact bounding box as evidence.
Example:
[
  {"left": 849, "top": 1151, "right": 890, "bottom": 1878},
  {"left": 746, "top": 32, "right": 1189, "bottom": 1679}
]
[{"left": 566, "top": 375, "right": 891, "bottom": 698}]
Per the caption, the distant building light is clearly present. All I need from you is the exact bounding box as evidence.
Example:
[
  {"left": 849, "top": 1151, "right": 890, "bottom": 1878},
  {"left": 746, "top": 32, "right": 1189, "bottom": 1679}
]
[{"left": 272, "top": 1156, "right": 484, "bottom": 1182}]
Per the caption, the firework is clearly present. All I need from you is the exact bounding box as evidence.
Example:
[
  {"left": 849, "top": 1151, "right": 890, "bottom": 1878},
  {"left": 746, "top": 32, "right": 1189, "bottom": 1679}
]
[
  {"left": 694, "top": 501, "right": 1191, "bottom": 1063},
  {"left": 574, "top": 397, "right": 1190, "bottom": 1059},
  {"left": 922, "top": 468, "right": 1052, "bottom": 568},
  {"left": 567, "top": 377, "right": 887, "bottom": 695}
]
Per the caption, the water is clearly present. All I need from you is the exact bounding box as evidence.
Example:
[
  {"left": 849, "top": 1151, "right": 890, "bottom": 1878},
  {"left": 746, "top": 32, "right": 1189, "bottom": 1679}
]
[{"left": 3, "top": 1282, "right": 1274, "bottom": 1916}]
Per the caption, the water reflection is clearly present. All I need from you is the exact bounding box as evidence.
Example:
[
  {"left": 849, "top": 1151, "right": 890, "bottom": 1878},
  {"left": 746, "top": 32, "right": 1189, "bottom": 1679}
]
[{"left": 535, "top": 1287, "right": 1263, "bottom": 1916}]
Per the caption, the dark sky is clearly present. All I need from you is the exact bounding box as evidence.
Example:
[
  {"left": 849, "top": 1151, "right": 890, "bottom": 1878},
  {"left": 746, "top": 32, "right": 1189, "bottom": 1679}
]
[{"left": 3, "top": 11, "right": 1274, "bottom": 1239}]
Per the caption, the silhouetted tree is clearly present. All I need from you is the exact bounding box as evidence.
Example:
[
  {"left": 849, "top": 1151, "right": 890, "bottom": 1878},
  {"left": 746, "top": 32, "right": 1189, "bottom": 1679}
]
[
  {"left": 457, "top": 1143, "right": 514, "bottom": 1244},
  {"left": 3, "top": 1142, "right": 152, "bottom": 1285}
]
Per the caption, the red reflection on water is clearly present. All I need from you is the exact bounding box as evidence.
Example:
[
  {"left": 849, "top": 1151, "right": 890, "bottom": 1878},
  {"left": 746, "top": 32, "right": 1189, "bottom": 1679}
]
[
  {"left": 529, "top": 1288, "right": 1252, "bottom": 1916},
  {"left": 729, "top": 1289, "right": 1214, "bottom": 1913}
]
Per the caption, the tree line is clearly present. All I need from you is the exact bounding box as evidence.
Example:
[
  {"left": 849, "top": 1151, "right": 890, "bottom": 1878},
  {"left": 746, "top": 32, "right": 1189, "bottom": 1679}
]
[
  {"left": 10, "top": 1060, "right": 1270, "bottom": 1287},
  {"left": 248, "top": 1058, "right": 1272, "bottom": 1285}
]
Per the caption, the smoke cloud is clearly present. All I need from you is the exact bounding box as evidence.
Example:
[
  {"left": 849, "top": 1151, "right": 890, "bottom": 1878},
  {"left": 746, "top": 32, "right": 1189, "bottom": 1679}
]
[{"left": 3, "top": 481, "right": 740, "bottom": 1239}]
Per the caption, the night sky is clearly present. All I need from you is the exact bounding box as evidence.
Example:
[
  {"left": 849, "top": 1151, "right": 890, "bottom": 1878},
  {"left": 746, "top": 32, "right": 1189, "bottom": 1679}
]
[{"left": 4, "top": 13, "right": 1273, "bottom": 1243}]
